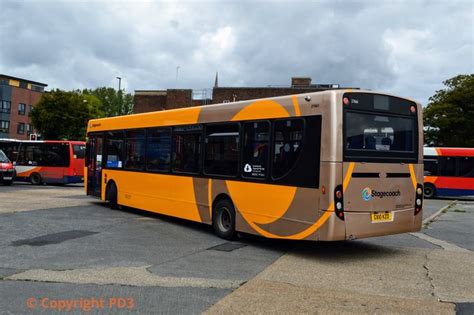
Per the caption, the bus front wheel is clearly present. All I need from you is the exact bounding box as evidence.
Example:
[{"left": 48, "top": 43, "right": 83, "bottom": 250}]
[
  {"left": 106, "top": 182, "right": 119, "bottom": 209},
  {"left": 30, "top": 173, "right": 42, "bottom": 185},
  {"left": 213, "top": 199, "right": 236, "bottom": 240},
  {"left": 424, "top": 183, "right": 436, "bottom": 199}
]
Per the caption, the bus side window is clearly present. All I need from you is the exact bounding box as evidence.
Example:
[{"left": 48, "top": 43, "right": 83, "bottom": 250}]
[
  {"left": 242, "top": 121, "right": 269, "bottom": 179},
  {"left": 105, "top": 131, "right": 124, "bottom": 168},
  {"left": 73, "top": 144, "right": 86, "bottom": 159},
  {"left": 204, "top": 123, "right": 239, "bottom": 177},
  {"left": 458, "top": 157, "right": 474, "bottom": 178},
  {"left": 124, "top": 130, "right": 145, "bottom": 170},
  {"left": 439, "top": 156, "right": 456, "bottom": 176},
  {"left": 272, "top": 118, "right": 304, "bottom": 179},
  {"left": 172, "top": 126, "right": 202, "bottom": 174},
  {"left": 423, "top": 157, "right": 439, "bottom": 176},
  {"left": 146, "top": 128, "right": 171, "bottom": 172}
]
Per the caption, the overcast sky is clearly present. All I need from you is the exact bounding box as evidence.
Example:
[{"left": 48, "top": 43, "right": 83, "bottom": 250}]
[{"left": 0, "top": 0, "right": 472, "bottom": 104}]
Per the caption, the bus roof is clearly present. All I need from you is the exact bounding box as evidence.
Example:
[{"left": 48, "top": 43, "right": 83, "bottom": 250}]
[
  {"left": 87, "top": 89, "right": 420, "bottom": 133},
  {"left": 424, "top": 147, "right": 474, "bottom": 157}
]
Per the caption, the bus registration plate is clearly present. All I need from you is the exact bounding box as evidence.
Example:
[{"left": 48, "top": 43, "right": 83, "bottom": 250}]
[{"left": 371, "top": 212, "right": 393, "bottom": 223}]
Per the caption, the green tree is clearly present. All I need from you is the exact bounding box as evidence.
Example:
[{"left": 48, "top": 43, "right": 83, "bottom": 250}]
[
  {"left": 31, "top": 89, "right": 103, "bottom": 140},
  {"left": 83, "top": 87, "right": 134, "bottom": 117},
  {"left": 424, "top": 74, "right": 474, "bottom": 146}
]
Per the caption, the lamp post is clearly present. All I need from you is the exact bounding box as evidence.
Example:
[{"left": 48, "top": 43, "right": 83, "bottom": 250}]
[
  {"left": 175, "top": 66, "right": 180, "bottom": 87},
  {"left": 116, "top": 76, "right": 122, "bottom": 92}
]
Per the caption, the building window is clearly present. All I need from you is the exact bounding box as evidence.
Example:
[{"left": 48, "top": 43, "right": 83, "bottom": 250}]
[
  {"left": 204, "top": 123, "right": 239, "bottom": 176},
  {"left": 28, "top": 105, "right": 33, "bottom": 116},
  {"left": 146, "top": 128, "right": 171, "bottom": 171},
  {"left": 31, "top": 85, "right": 44, "bottom": 92},
  {"left": 124, "top": 130, "right": 146, "bottom": 170},
  {"left": 26, "top": 124, "right": 33, "bottom": 135},
  {"left": 19, "top": 81, "right": 28, "bottom": 89},
  {"left": 242, "top": 121, "right": 270, "bottom": 179},
  {"left": 172, "top": 125, "right": 202, "bottom": 174},
  {"left": 0, "top": 120, "right": 10, "bottom": 133},
  {"left": 17, "top": 123, "right": 25, "bottom": 135},
  {"left": 1, "top": 100, "right": 11, "bottom": 113},
  {"left": 18, "top": 103, "right": 26, "bottom": 115}
]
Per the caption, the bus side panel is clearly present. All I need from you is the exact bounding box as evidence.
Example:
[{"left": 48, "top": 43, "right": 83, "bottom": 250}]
[
  {"left": 84, "top": 167, "right": 88, "bottom": 194},
  {"left": 14, "top": 166, "right": 42, "bottom": 181},
  {"left": 430, "top": 176, "right": 474, "bottom": 196},
  {"left": 104, "top": 170, "right": 203, "bottom": 223}
]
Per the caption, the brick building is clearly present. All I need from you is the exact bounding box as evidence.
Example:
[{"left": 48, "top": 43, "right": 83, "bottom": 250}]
[
  {"left": 133, "top": 77, "right": 355, "bottom": 113},
  {"left": 212, "top": 77, "right": 345, "bottom": 104},
  {"left": 0, "top": 74, "right": 47, "bottom": 140}
]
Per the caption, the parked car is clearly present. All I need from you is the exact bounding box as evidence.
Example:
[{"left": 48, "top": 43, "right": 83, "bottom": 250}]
[{"left": 0, "top": 149, "right": 15, "bottom": 185}]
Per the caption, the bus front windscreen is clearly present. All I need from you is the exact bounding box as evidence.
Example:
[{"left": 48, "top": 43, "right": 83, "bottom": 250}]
[{"left": 343, "top": 94, "right": 418, "bottom": 162}]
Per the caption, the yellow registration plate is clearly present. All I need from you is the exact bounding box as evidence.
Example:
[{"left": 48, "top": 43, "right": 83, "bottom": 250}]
[{"left": 371, "top": 212, "right": 393, "bottom": 223}]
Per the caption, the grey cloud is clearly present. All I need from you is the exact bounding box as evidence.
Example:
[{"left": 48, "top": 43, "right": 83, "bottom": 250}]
[{"left": 0, "top": 0, "right": 472, "bottom": 104}]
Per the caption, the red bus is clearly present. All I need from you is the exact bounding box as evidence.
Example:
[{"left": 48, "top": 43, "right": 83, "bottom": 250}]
[
  {"left": 0, "top": 139, "right": 85, "bottom": 185},
  {"left": 424, "top": 147, "right": 474, "bottom": 198}
]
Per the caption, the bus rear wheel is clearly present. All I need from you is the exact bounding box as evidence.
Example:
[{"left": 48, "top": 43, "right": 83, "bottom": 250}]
[
  {"left": 213, "top": 199, "right": 236, "bottom": 240},
  {"left": 106, "top": 182, "right": 119, "bottom": 209},
  {"left": 424, "top": 183, "right": 436, "bottom": 199},
  {"left": 30, "top": 173, "right": 42, "bottom": 185},
  {"left": 3, "top": 180, "right": 12, "bottom": 186}
]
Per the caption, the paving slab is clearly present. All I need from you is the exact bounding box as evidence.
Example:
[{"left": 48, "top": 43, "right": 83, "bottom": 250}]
[
  {"left": 207, "top": 243, "right": 474, "bottom": 313},
  {"left": 424, "top": 202, "right": 474, "bottom": 251}
]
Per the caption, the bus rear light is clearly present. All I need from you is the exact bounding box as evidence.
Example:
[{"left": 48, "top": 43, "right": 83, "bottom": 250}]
[
  {"left": 334, "top": 185, "right": 344, "bottom": 221},
  {"left": 321, "top": 185, "right": 326, "bottom": 195},
  {"left": 343, "top": 97, "right": 349, "bottom": 105},
  {"left": 414, "top": 184, "right": 423, "bottom": 215},
  {"left": 410, "top": 105, "right": 416, "bottom": 113}
]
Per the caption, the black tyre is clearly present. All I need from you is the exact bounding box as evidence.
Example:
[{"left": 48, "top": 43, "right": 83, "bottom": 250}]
[
  {"left": 424, "top": 183, "right": 436, "bottom": 199},
  {"left": 3, "top": 180, "right": 12, "bottom": 186},
  {"left": 212, "top": 199, "right": 236, "bottom": 240},
  {"left": 106, "top": 182, "right": 119, "bottom": 209},
  {"left": 30, "top": 173, "right": 42, "bottom": 185}
]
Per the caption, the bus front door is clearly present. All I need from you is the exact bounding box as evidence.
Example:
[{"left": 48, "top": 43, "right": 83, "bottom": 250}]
[{"left": 87, "top": 135, "right": 103, "bottom": 198}]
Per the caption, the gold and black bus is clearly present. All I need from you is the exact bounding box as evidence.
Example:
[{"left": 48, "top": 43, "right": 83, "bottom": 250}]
[{"left": 85, "top": 90, "right": 424, "bottom": 241}]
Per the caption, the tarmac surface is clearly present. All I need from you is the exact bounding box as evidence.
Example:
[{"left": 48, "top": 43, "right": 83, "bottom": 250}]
[{"left": 0, "top": 183, "right": 473, "bottom": 314}]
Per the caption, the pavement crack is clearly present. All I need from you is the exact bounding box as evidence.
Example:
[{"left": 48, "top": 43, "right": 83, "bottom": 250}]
[{"left": 422, "top": 251, "right": 438, "bottom": 301}]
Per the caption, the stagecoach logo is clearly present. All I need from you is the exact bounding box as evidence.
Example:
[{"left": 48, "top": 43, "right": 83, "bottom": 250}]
[
  {"left": 362, "top": 187, "right": 373, "bottom": 201},
  {"left": 362, "top": 187, "right": 401, "bottom": 201}
]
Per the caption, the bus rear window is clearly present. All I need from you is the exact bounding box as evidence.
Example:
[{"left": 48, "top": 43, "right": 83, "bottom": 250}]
[
  {"left": 73, "top": 144, "right": 86, "bottom": 159},
  {"left": 344, "top": 111, "right": 417, "bottom": 162}
]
